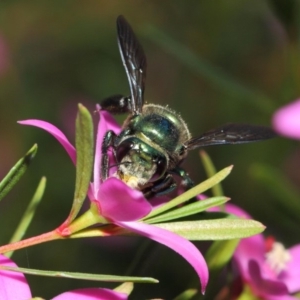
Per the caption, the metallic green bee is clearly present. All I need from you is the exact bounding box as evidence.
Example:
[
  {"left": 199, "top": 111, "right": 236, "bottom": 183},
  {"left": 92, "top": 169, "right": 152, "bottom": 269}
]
[{"left": 100, "top": 15, "right": 276, "bottom": 198}]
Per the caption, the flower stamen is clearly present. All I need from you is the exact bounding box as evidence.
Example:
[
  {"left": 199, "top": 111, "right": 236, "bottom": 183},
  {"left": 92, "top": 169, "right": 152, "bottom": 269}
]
[{"left": 265, "top": 242, "right": 291, "bottom": 275}]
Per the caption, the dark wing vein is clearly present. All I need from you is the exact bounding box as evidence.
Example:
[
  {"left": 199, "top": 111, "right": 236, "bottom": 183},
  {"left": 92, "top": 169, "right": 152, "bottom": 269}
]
[{"left": 185, "top": 123, "right": 277, "bottom": 150}]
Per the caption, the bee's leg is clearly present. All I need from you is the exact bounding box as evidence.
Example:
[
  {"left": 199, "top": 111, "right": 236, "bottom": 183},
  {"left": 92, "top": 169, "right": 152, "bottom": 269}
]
[
  {"left": 100, "top": 94, "right": 132, "bottom": 114},
  {"left": 101, "top": 130, "right": 117, "bottom": 180},
  {"left": 143, "top": 174, "right": 177, "bottom": 199},
  {"left": 171, "top": 167, "right": 194, "bottom": 190}
]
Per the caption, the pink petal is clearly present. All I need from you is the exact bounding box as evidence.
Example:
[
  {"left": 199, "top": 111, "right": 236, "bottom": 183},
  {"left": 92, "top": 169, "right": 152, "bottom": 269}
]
[
  {"left": 208, "top": 203, "right": 252, "bottom": 219},
  {"left": 52, "top": 287, "right": 127, "bottom": 300},
  {"left": 272, "top": 99, "right": 300, "bottom": 139},
  {"left": 93, "top": 107, "right": 121, "bottom": 196},
  {"left": 248, "top": 260, "right": 288, "bottom": 296},
  {"left": 0, "top": 255, "right": 32, "bottom": 300},
  {"left": 222, "top": 203, "right": 252, "bottom": 219},
  {"left": 96, "top": 177, "right": 152, "bottom": 221},
  {"left": 149, "top": 195, "right": 171, "bottom": 208},
  {"left": 118, "top": 221, "right": 209, "bottom": 294},
  {"left": 97, "top": 105, "right": 122, "bottom": 135},
  {"left": 18, "top": 119, "right": 76, "bottom": 164},
  {"left": 197, "top": 194, "right": 207, "bottom": 200},
  {"left": 266, "top": 295, "right": 298, "bottom": 300},
  {"left": 280, "top": 244, "right": 300, "bottom": 293},
  {"left": 234, "top": 234, "right": 265, "bottom": 281},
  {"left": 88, "top": 183, "right": 96, "bottom": 200}
]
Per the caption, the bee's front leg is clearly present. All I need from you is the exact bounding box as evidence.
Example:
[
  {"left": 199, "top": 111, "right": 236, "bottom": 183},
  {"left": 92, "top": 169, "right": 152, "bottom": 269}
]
[{"left": 101, "top": 130, "right": 117, "bottom": 180}]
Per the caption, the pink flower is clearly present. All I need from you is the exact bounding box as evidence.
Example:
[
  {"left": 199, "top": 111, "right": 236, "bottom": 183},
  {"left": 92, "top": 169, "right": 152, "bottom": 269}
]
[
  {"left": 18, "top": 105, "right": 209, "bottom": 293},
  {"left": 272, "top": 99, "right": 300, "bottom": 140},
  {"left": 0, "top": 254, "right": 127, "bottom": 300},
  {"left": 225, "top": 204, "right": 300, "bottom": 299},
  {"left": 52, "top": 287, "right": 128, "bottom": 300},
  {"left": 0, "top": 254, "right": 31, "bottom": 299}
]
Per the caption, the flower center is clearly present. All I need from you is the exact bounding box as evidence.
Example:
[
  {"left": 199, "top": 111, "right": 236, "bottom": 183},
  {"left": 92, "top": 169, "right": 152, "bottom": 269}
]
[{"left": 265, "top": 241, "right": 291, "bottom": 275}]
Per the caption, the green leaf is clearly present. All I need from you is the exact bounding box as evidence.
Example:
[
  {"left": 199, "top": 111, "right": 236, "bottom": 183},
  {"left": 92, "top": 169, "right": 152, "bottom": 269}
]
[
  {"left": 173, "top": 288, "right": 197, "bottom": 300},
  {"left": 144, "top": 25, "right": 274, "bottom": 114},
  {"left": 68, "top": 104, "right": 94, "bottom": 223},
  {"left": 0, "top": 144, "right": 37, "bottom": 202},
  {"left": 114, "top": 282, "right": 134, "bottom": 296},
  {"left": 155, "top": 218, "right": 265, "bottom": 240},
  {"left": 146, "top": 196, "right": 229, "bottom": 224},
  {"left": 206, "top": 239, "right": 239, "bottom": 271},
  {"left": 6, "top": 177, "right": 46, "bottom": 258},
  {"left": 0, "top": 265, "right": 158, "bottom": 284},
  {"left": 200, "top": 150, "right": 224, "bottom": 197},
  {"left": 144, "top": 165, "right": 233, "bottom": 220}
]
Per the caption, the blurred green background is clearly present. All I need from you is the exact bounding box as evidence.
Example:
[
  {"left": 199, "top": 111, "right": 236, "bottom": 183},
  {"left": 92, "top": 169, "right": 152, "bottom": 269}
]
[{"left": 1, "top": 1, "right": 300, "bottom": 299}]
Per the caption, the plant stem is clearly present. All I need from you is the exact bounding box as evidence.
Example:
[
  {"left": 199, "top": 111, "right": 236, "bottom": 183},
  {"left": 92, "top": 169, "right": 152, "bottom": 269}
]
[{"left": 0, "top": 230, "right": 61, "bottom": 254}]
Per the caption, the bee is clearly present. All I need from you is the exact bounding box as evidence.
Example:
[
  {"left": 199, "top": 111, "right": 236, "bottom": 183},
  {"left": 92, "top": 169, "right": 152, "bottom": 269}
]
[{"left": 100, "top": 15, "right": 276, "bottom": 198}]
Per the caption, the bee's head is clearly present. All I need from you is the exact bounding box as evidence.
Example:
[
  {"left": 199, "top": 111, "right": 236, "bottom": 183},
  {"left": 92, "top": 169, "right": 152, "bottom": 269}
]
[{"left": 116, "top": 137, "right": 168, "bottom": 188}]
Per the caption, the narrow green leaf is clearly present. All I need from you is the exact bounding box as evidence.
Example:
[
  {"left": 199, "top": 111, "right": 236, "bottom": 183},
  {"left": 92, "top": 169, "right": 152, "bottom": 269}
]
[
  {"left": 173, "top": 288, "right": 197, "bottom": 300},
  {"left": 200, "top": 150, "right": 224, "bottom": 197},
  {"left": 206, "top": 239, "right": 239, "bottom": 271},
  {"left": 0, "top": 144, "right": 37, "bottom": 202},
  {"left": 146, "top": 196, "right": 229, "bottom": 224},
  {"left": 155, "top": 218, "right": 265, "bottom": 240},
  {"left": 69, "top": 104, "right": 94, "bottom": 223},
  {"left": 144, "top": 25, "right": 275, "bottom": 114},
  {"left": 144, "top": 165, "right": 233, "bottom": 220},
  {"left": 0, "top": 265, "right": 158, "bottom": 283},
  {"left": 6, "top": 177, "right": 47, "bottom": 258},
  {"left": 114, "top": 282, "right": 134, "bottom": 295}
]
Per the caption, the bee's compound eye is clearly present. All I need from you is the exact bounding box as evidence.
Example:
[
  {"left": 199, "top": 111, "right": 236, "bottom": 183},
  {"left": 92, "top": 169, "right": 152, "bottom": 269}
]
[
  {"left": 116, "top": 140, "right": 134, "bottom": 162},
  {"left": 150, "top": 156, "right": 167, "bottom": 182}
]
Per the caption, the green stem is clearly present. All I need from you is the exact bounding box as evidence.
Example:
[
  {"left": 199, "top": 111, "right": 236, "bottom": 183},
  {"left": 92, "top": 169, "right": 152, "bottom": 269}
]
[
  {"left": 0, "top": 230, "right": 61, "bottom": 254},
  {"left": 0, "top": 204, "right": 108, "bottom": 254},
  {"left": 59, "top": 203, "right": 108, "bottom": 236}
]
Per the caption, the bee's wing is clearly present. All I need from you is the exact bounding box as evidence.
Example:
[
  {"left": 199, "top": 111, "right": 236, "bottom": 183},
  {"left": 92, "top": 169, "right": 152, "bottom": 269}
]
[
  {"left": 185, "top": 123, "right": 276, "bottom": 150},
  {"left": 117, "top": 15, "right": 147, "bottom": 114}
]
